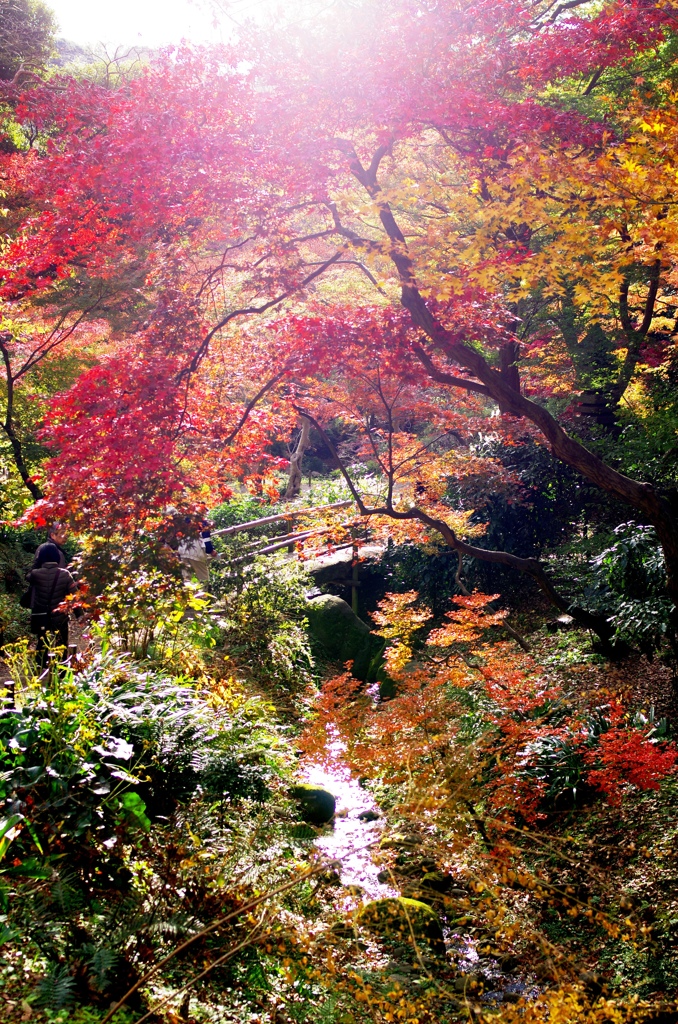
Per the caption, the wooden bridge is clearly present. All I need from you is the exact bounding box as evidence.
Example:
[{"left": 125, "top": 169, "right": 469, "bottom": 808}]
[{"left": 212, "top": 500, "right": 384, "bottom": 612}]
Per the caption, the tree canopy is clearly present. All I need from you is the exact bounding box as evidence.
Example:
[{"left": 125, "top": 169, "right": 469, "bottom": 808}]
[
  {"left": 2, "top": 0, "right": 678, "bottom": 624},
  {"left": 0, "top": 0, "right": 55, "bottom": 81}
]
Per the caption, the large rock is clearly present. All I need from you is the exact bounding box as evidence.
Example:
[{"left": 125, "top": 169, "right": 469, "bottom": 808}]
[
  {"left": 377, "top": 673, "right": 397, "bottom": 700},
  {"left": 306, "top": 548, "right": 354, "bottom": 586},
  {"left": 421, "top": 871, "right": 453, "bottom": 894},
  {"left": 290, "top": 784, "right": 336, "bottom": 824},
  {"left": 356, "top": 897, "right": 445, "bottom": 955},
  {"left": 306, "top": 595, "right": 383, "bottom": 680}
]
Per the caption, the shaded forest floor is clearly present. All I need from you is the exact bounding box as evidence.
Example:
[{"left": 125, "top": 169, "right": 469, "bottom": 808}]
[{"left": 1, "top": 618, "right": 677, "bottom": 1024}]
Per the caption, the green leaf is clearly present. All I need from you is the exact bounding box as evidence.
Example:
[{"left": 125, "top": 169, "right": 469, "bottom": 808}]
[
  {"left": 119, "top": 791, "right": 151, "bottom": 832},
  {"left": 0, "top": 813, "right": 24, "bottom": 861},
  {"left": 3, "top": 856, "right": 51, "bottom": 878}
]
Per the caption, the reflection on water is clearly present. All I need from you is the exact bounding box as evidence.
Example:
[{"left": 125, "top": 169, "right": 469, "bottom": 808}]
[
  {"left": 299, "top": 731, "right": 533, "bottom": 1002},
  {"left": 301, "top": 727, "right": 396, "bottom": 900}
]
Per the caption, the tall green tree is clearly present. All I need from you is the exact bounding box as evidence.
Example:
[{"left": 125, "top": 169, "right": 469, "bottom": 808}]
[{"left": 0, "top": 0, "right": 55, "bottom": 81}]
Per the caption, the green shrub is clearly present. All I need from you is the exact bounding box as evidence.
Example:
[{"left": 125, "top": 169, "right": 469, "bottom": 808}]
[
  {"left": 0, "top": 646, "right": 280, "bottom": 873},
  {"left": 0, "top": 645, "right": 149, "bottom": 872},
  {"left": 95, "top": 565, "right": 210, "bottom": 660},
  {"left": 43, "top": 1009, "right": 136, "bottom": 1024},
  {"left": 211, "top": 553, "right": 315, "bottom": 689},
  {"left": 585, "top": 523, "right": 672, "bottom": 650},
  {"left": 0, "top": 527, "right": 36, "bottom": 648},
  {"left": 515, "top": 707, "right": 609, "bottom": 805},
  {"left": 0, "top": 591, "right": 30, "bottom": 647},
  {"left": 210, "top": 494, "right": 275, "bottom": 531},
  {"left": 0, "top": 643, "right": 290, "bottom": 1012}
]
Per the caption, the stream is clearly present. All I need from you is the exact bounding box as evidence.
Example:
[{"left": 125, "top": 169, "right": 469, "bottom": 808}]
[
  {"left": 300, "top": 726, "right": 535, "bottom": 1006},
  {"left": 301, "top": 726, "right": 396, "bottom": 900}
]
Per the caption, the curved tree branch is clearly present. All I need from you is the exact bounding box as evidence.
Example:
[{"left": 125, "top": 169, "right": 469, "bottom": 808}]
[
  {"left": 182, "top": 250, "right": 345, "bottom": 377},
  {"left": 412, "top": 344, "right": 491, "bottom": 397},
  {"left": 222, "top": 370, "right": 288, "bottom": 447},
  {"left": 335, "top": 146, "right": 678, "bottom": 609},
  {"left": 0, "top": 334, "right": 43, "bottom": 501},
  {"left": 296, "top": 406, "right": 613, "bottom": 644}
]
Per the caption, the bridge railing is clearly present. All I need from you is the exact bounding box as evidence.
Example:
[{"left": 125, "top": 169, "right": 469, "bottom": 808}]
[{"left": 211, "top": 500, "right": 353, "bottom": 538}]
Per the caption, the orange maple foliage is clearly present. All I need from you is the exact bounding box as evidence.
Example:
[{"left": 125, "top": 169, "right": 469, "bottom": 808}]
[{"left": 301, "top": 592, "right": 678, "bottom": 831}]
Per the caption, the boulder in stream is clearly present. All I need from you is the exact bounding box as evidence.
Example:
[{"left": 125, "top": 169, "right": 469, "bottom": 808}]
[
  {"left": 379, "top": 832, "right": 420, "bottom": 851},
  {"left": 401, "top": 873, "right": 453, "bottom": 904},
  {"left": 290, "top": 783, "right": 336, "bottom": 824},
  {"left": 356, "top": 897, "right": 445, "bottom": 955},
  {"left": 306, "top": 595, "right": 384, "bottom": 680}
]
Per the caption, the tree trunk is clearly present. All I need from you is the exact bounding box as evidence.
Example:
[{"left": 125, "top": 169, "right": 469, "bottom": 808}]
[
  {"left": 339, "top": 146, "right": 678, "bottom": 631},
  {"left": 498, "top": 341, "right": 521, "bottom": 414},
  {"left": 0, "top": 336, "right": 43, "bottom": 501},
  {"left": 2, "top": 419, "right": 43, "bottom": 501},
  {"left": 405, "top": 289, "right": 678, "bottom": 618},
  {"left": 284, "top": 415, "right": 311, "bottom": 500}
]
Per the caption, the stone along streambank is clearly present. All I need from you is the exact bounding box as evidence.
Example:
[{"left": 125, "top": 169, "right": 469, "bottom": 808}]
[{"left": 293, "top": 734, "right": 535, "bottom": 1007}]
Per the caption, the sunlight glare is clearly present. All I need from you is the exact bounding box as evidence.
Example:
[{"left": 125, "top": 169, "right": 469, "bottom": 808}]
[
  {"left": 47, "top": 0, "right": 222, "bottom": 48},
  {"left": 46, "top": 0, "right": 348, "bottom": 49}
]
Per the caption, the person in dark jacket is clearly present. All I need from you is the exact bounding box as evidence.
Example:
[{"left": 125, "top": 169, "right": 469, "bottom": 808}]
[
  {"left": 32, "top": 522, "right": 69, "bottom": 570},
  {"left": 26, "top": 544, "right": 77, "bottom": 668}
]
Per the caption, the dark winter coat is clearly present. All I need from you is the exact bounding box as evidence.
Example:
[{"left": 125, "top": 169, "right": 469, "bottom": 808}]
[{"left": 27, "top": 562, "right": 77, "bottom": 632}]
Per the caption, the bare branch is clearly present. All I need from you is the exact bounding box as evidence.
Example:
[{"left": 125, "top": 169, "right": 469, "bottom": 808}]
[
  {"left": 11, "top": 296, "right": 101, "bottom": 382},
  {"left": 182, "top": 250, "right": 345, "bottom": 377},
  {"left": 303, "top": 258, "right": 386, "bottom": 292},
  {"left": 100, "top": 863, "right": 328, "bottom": 1024},
  {"left": 583, "top": 67, "right": 603, "bottom": 96},
  {"left": 533, "top": 0, "right": 593, "bottom": 25},
  {"left": 0, "top": 334, "right": 43, "bottom": 500},
  {"left": 131, "top": 912, "right": 271, "bottom": 1024},
  {"left": 639, "top": 259, "right": 662, "bottom": 337},
  {"left": 222, "top": 370, "right": 288, "bottom": 447},
  {"left": 412, "top": 344, "right": 492, "bottom": 397}
]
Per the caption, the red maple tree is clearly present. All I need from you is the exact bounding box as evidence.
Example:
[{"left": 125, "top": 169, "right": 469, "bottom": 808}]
[{"left": 1, "top": 0, "right": 676, "bottom": 621}]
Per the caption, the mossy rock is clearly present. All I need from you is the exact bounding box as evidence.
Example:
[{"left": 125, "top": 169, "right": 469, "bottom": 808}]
[
  {"left": 377, "top": 674, "right": 397, "bottom": 700},
  {"left": 290, "top": 784, "right": 336, "bottom": 825},
  {"left": 306, "top": 595, "right": 384, "bottom": 681},
  {"left": 400, "top": 885, "right": 435, "bottom": 906},
  {"left": 356, "top": 897, "right": 445, "bottom": 954},
  {"left": 379, "top": 833, "right": 419, "bottom": 850},
  {"left": 421, "top": 871, "right": 453, "bottom": 894}
]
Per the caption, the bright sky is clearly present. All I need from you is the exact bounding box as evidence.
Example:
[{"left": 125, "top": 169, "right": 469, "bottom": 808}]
[{"left": 47, "top": 0, "right": 224, "bottom": 49}]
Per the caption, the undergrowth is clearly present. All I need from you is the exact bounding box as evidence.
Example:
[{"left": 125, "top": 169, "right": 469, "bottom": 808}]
[{"left": 0, "top": 535, "right": 676, "bottom": 1023}]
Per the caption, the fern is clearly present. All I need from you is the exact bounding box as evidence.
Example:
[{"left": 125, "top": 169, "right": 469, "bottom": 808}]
[
  {"left": 87, "top": 946, "right": 119, "bottom": 990},
  {"left": 33, "top": 964, "right": 76, "bottom": 1010},
  {"left": 48, "top": 870, "right": 85, "bottom": 916},
  {"left": 245, "top": 959, "right": 269, "bottom": 992},
  {"left": 317, "top": 995, "right": 342, "bottom": 1024},
  {"left": 143, "top": 909, "right": 201, "bottom": 940}
]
